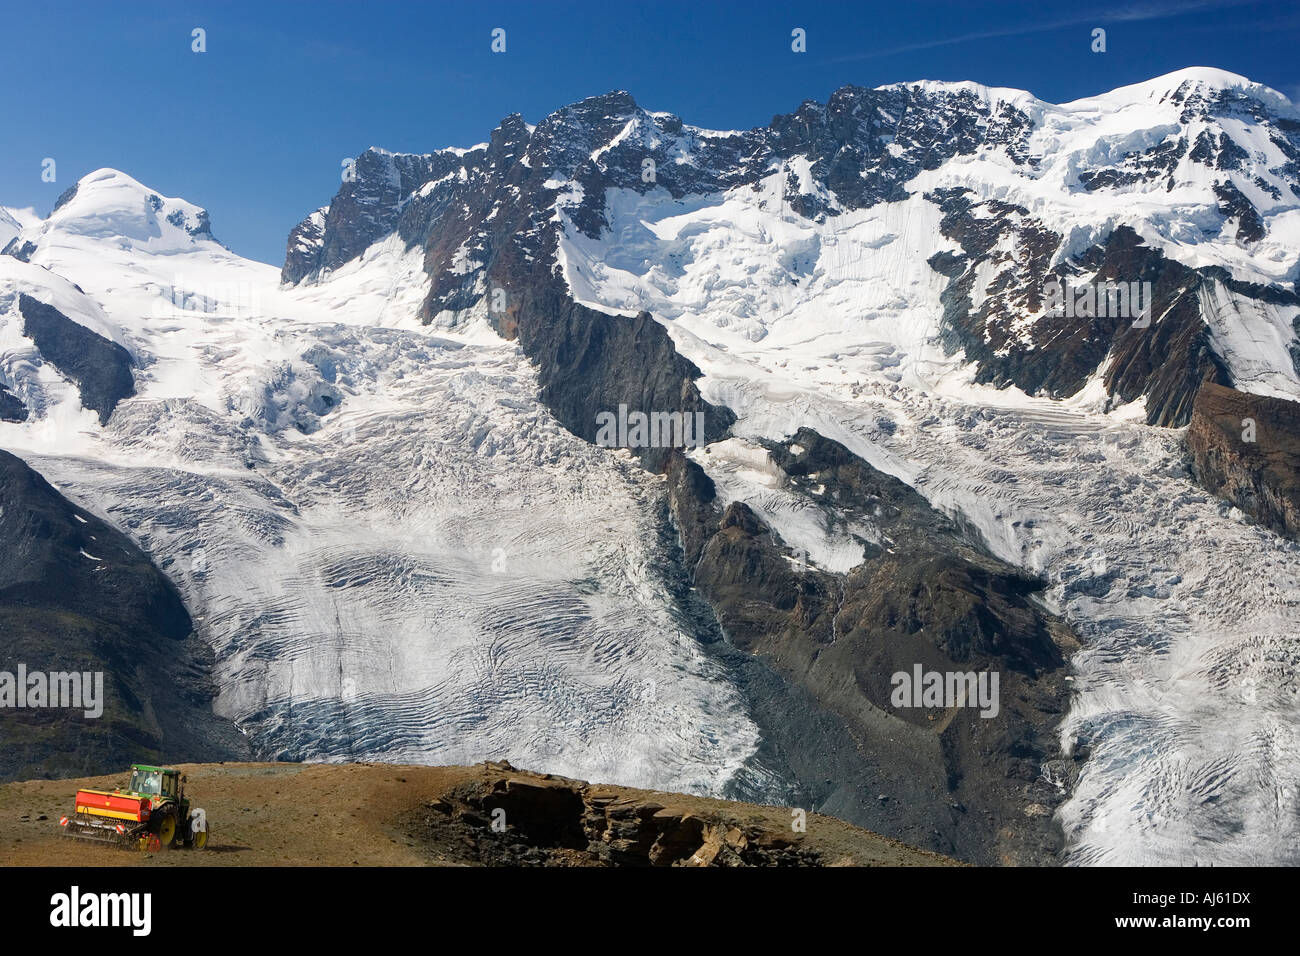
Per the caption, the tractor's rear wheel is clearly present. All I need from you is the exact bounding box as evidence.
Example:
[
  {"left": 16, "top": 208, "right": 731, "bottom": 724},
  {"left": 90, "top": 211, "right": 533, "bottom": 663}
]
[
  {"left": 191, "top": 829, "right": 208, "bottom": 850},
  {"left": 155, "top": 813, "right": 177, "bottom": 849}
]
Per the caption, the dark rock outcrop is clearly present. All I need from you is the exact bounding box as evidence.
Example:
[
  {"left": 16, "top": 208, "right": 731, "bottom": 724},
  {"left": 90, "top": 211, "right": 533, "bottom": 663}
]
[
  {"left": 1213, "top": 180, "right": 1266, "bottom": 243},
  {"left": 1, "top": 238, "right": 37, "bottom": 262},
  {"left": 51, "top": 183, "right": 79, "bottom": 213},
  {"left": 17, "top": 294, "right": 134, "bottom": 425},
  {"left": 0, "top": 450, "right": 249, "bottom": 782},
  {"left": 0, "top": 384, "right": 26, "bottom": 423},
  {"left": 503, "top": 286, "right": 733, "bottom": 472},
  {"left": 931, "top": 198, "right": 1238, "bottom": 427},
  {"left": 1186, "top": 382, "right": 1300, "bottom": 538},
  {"left": 378, "top": 101, "right": 738, "bottom": 471},
  {"left": 282, "top": 148, "right": 473, "bottom": 284}
]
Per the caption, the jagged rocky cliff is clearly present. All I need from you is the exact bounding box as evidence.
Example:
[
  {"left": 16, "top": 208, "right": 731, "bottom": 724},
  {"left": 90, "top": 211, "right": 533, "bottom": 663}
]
[
  {"left": 1187, "top": 382, "right": 1300, "bottom": 537},
  {"left": 0, "top": 451, "right": 249, "bottom": 782},
  {"left": 17, "top": 294, "right": 134, "bottom": 425}
]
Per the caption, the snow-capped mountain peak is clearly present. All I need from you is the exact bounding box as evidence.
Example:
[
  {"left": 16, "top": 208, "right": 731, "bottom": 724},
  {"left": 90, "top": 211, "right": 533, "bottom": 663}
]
[
  {"left": 37, "top": 167, "right": 219, "bottom": 249},
  {"left": 1074, "top": 65, "right": 1296, "bottom": 113}
]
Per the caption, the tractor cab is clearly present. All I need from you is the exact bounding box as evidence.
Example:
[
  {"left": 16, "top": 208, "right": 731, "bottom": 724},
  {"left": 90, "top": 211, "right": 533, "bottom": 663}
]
[{"left": 126, "top": 765, "right": 180, "bottom": 800}]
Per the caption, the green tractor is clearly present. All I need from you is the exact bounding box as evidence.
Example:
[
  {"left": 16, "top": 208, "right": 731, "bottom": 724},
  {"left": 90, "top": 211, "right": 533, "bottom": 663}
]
[{"left": 62, "top": 763, "right": 209, "bottom": 851}]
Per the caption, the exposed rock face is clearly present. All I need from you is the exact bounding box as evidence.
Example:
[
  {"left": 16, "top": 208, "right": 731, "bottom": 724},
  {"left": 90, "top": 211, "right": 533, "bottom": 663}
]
[
  {"left": 931, "top": 201, "right": 1238, "bottom": 427},
  {"left": 667, "top": 430, "right": 1080, "bottom": 865},
  {"left": 295, "top": 87, "right": 1041, "bottom": 327},
  {"left": 416, "top": 761, "right": 955, "bottom": 867},
  {"left": 17, "top": 293, "right": 134, "bottom": 424},
  {"left": 281, "top": 148, "right": 471, "bottom": 284},
  {"left": 1187, "top": 382, "right": 1300, "bottom": 538},
  {"left": 0, "top": 451, "right": 249, "bottom": 782},
  {"left": 501, "top": 288, "right": 734, "bottom": 473},
  {"left": 51, "top": 183, "right": 80, "bottom": 213},
  {"left": 1076, "top": 74, "right": 1300, "bottom": 194},
  {"left": 767, "top": 85, "right": 1033, "bottom": 214},
  {"left": 0, "top": 383, "right": 26, "bottom": 422},
  {"left": 281, "top": 207, "right": 327, "bottom": 286},
  {"left": 281, "top": 114, "right": 738, "bottom": 470},
  {"left": 1213, "top": 180, "right": 1266, "bottom": 242},
  {"left": 162, "top": 202, "right": 214, "bottom": 241},
  {"left": 1, "top": 238, "right": 37, "bottom": 262}
]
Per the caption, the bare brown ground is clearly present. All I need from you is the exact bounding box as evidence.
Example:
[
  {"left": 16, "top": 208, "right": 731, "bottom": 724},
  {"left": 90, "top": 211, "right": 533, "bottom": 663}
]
[{"left": 0, "top": 761, "right": 958, "bottom": 867}]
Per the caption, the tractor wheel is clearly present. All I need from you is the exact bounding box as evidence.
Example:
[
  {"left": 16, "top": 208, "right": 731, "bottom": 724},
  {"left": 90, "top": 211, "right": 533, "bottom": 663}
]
[
  {"left": 191, "top": 828, "right": 209, "bottom": 850},
  {"left": 155, "top": 812, "right": 177, "bottom": 849}
]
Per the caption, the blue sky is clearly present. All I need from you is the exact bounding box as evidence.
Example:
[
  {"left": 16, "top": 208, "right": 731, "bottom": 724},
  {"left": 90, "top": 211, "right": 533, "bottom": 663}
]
[{"left": 3, "top": 0, "right": 1297, "bottom": 264}]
